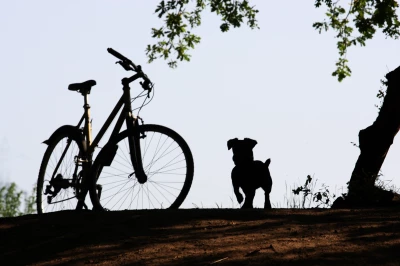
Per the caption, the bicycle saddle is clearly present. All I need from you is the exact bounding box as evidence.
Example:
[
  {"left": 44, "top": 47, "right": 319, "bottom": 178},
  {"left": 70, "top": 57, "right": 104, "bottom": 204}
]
[{"left": 68, "top": 80, "right": 96, "bottom": 93}]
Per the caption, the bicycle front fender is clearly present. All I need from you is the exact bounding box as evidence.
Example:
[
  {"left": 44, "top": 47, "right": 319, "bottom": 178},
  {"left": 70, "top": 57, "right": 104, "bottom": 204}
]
[{"left": 43, "top": 125, "right": 86, "bottom": 150}]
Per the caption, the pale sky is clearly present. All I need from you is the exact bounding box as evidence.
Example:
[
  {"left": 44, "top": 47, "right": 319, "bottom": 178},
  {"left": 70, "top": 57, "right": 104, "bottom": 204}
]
[{"left": 0, "top": 1, "right": 399, "bottom": 208}]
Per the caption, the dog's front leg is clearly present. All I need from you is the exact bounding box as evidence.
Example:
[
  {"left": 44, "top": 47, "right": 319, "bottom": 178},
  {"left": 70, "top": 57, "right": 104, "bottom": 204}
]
[
  {"left": 234, "top": 187, "right": 243, "bottom": 204},
  {"left": 231, "top": 169, "right": 243, "bottom": 204},
  {"left": 242, "top": 190, "right": 255, "bottom": 209},
  {"left": 233, "top": 182, "right": 243, "bottom": 204}
]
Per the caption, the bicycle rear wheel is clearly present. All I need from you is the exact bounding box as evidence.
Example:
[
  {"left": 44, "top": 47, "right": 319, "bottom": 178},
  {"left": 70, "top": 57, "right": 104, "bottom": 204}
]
[
  {"left": 37, "top": 131, "right": 91, "bottom": 214},
  {"left": 90, "top": 124, "right": 194, "bottom": 210}
]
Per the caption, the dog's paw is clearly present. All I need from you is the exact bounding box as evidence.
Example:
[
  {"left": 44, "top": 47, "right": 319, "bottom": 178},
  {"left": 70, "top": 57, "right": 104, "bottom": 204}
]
[{"left": 237, "top": 193, "right": 244, "bottom": 204}]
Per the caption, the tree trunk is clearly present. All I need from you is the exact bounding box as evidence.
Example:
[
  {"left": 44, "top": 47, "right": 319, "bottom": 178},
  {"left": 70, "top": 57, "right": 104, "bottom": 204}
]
[{"left": 347, "top": 66, "right": 400, "bottom": 202}]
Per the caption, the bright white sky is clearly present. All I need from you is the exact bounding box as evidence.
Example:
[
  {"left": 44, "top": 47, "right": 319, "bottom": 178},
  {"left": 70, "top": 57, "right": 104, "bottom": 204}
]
[{"left": 0, "top": 1, "right": 399, "bottom": 208}]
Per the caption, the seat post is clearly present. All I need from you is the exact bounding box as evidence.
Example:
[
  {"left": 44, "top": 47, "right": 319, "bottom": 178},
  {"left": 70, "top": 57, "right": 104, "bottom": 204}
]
[{"left": 82, "top": 91, "right": 92, "bottom": 152}]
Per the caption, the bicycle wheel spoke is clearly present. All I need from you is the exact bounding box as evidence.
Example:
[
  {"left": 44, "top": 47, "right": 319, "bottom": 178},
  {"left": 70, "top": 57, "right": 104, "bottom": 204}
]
[
  {"left": 142, "top": 131, "right": 155, "bottom": 161},
  {"left": 116, "top": 143, "right": 133, "bottom": 167},
  {"left": 149, "top": 180, "right": 182, "bottom": 191},
  {"left": 97, "top": 172, "right": 130, "bottom": 179},
  {"left": 144, "top": 138, "right": 174, "bottom": 171},
  {"left": 149, "top": 158, "right": 186, "bottom": 174},
  {"left": 132, "top": 185, "right": 141, "bottom": 209},
  {"left": 147, "top": 153, "right": 184, "bottom": 177},
  {"left": 150, "top": 181, "right": 184, "bottom": 184},
  {"left": 101, "top": 179, "right": 131, "bottom": 194},
  {"left": 150, "top": 171, "right": 187, "bottom": 176},
  {"left": 144, "top": 145, "right": 180, "bottom": 173},
  {"left": 64, "top": 143, "right": 76, "bottom": 175},
  {"left": 148, "top": 181, "right": 172, "bottom": 205},
  {"left": 100, "top": 178, "right": 131, "bottom": 187},
  {"left": 145, "top": 133, "right": 166, "bottom": 173},
  {"left": 146, "top": 183, "right": 162, "bottom": 207},
  {"left": 105, "top": 164, "right": 133, "bottom": 174},
  {"left": 109, "top": 157, "right": 134, "bottom": 172},
  {"left": 141, "top": 186, "right": 144, "bottom": 209},
  {"left": 114, "top": 182, "right": 137, "bottom": 210},
  {"left": 144, "top": 183, "right": 157, "bottom": 209},
  {"left": 101, "top": 180, "right": 135, "bottom": 206}
]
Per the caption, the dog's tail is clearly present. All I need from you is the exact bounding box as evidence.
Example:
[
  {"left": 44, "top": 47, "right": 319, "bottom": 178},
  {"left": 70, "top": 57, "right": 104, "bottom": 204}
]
[{"left": 265, "top": 158, "right": 271, "bottom": 167}]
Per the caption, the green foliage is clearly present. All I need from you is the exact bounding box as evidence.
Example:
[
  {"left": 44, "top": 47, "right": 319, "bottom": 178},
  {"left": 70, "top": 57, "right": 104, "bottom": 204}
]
[
  {"left": 0, "top": 183, "right": 36, "bottom": 217},
  {"left": 148, "top": 0, "right": 259, "bottom": 67},
  {"left": 24, "top": 186, "right": 37, "bottom": 215},
  {"left": 314, "top": 0, "right": 400, "bottom": 81},
  {"left": 148, "top": 1, "right": 399, "bottom": 78},
  {"left": 0, "top": 183, "right": 23, "bottom": 217}
]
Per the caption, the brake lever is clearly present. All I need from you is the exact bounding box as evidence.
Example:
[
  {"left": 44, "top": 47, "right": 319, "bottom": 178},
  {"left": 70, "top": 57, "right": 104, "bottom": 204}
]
[{"left": 116, "top": 60, "right": 134, "bottom": 71}]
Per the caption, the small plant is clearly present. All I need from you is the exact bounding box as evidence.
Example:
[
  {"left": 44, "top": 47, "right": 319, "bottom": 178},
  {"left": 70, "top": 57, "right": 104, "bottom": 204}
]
[
  {"left": 288, "top": 175, "right": 338, "bottom": 208},
  {"left": 229, "top": 195, "right": 242, "bottom": 209},
  {"left": 215, "top": 202, "right": 222, "bottom": 209},
  {"left": 374, "top": 171, "right": 400, "bottom": 194},
  {"left": 192, "top": 202, "right": 204, "bottom": 209}
]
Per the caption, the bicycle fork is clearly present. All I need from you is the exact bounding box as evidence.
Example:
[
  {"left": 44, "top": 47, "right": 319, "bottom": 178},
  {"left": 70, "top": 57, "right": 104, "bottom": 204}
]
[
  {"left": 126, "top": 114, "right": 147, "bottom": 184},
  {"left": 121, "top": 80, "right": 147, "bottom": 184}
]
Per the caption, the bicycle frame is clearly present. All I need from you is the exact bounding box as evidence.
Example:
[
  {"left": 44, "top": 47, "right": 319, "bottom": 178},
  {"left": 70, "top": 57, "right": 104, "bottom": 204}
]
[
  {"left": 79, "top": 85, "right": 133, "bottom": 155},
  {"left": 81, "top": 74, "right": 147, "bottom": 182}
]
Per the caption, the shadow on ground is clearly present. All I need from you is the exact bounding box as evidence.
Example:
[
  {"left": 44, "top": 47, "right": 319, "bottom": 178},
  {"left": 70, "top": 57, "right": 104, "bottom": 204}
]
[{"left": 1, "top": 208, "right": 400, "bottom": 265}]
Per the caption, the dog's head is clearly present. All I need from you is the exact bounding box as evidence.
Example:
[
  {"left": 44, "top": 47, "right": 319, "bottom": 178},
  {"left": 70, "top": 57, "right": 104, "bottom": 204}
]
[{"left": 227, "top": 138, "right": 257, "bottom": 165}]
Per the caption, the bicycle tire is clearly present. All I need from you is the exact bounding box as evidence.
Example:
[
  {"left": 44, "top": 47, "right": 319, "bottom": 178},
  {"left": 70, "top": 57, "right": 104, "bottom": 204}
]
[
  {"left": 90, "top": 124, "right": 194, "bottom": 210},
  {"left": 37, "top": 130, "right": 89, "bottom": 214}
]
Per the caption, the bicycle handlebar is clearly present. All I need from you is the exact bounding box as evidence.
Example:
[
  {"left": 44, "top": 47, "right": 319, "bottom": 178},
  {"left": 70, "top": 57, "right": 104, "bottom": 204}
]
[
  {"left": 107, "top": 48, "right": 128, "bottom": 61},
  {"left": 107, "top": 48, "right": 153, "bottom": 91},
  {"left": 107, "top": 47, "right": 138, "bottom": 71}
]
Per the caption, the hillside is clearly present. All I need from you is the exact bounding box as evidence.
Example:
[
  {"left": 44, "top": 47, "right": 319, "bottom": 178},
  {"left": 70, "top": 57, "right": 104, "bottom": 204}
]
[{"left": 1, "top": 208, "right": 400, "bottom": 265}]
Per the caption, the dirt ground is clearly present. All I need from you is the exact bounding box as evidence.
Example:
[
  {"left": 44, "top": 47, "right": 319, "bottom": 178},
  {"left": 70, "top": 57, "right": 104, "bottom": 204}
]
[{"left": 1, "top": 208, "right": 400, "bottom": 265}]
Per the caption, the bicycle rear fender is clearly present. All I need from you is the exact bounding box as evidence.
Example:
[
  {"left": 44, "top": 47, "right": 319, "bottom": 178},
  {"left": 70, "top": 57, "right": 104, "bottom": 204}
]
[{"left": 43, "top": 125, "right": 86, "bottom": 151}]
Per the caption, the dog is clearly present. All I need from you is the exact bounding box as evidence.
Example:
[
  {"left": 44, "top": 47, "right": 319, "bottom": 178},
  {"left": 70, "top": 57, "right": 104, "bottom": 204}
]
[{"left": 227, "top": 138, "right": 272, "bottom": 209}]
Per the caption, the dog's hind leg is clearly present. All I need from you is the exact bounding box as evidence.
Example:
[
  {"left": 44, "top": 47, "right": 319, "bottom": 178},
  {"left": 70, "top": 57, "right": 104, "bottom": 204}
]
[
  {"left": 262, "top": 159, "right": 272, "bottom": 209},
  {"left": 241, "top": 190, "right": 255, "bottom": 209},
  {"left": 264, "top": 192, "right": 272, "bottom": 209},
  {"left": 261, "top": 182, "right": 272, "bottom": 209}
]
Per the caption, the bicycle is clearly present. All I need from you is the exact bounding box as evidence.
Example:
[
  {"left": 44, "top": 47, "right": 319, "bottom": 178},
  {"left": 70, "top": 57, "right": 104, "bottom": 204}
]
[{"left": 36, "top": 48, "right": 194, "bottom": 214}]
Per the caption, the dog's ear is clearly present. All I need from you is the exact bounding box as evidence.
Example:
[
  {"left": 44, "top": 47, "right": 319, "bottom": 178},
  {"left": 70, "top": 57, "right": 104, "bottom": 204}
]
[
  {"left": 244, "top": 138, "right": 257, "bottom": 149},
  {"left": 227, "top": 138, "right": 238, "bottom": 150},
  {"left": 265, "top": 158, "right": 271, "bottom": 167}
]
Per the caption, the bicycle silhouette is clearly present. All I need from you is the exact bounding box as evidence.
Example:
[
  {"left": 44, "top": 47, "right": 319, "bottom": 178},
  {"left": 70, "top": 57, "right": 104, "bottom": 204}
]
[{"left": 37, "top": 48, "right": 194, "bottom": 213}]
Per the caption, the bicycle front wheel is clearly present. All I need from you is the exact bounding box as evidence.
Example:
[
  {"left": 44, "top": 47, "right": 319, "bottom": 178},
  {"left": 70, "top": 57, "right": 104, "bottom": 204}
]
[
  {"left": 90, "top": 124, "right": 194, "bottom": 210},
  {"left": 37, "top": 131, "right": 90, "bottom": 214}
]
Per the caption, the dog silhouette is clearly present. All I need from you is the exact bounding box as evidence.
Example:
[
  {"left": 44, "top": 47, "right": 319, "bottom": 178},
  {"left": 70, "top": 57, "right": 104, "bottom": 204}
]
[{"left": 227, "top": 138, "right": 272, "bottom": 209}]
